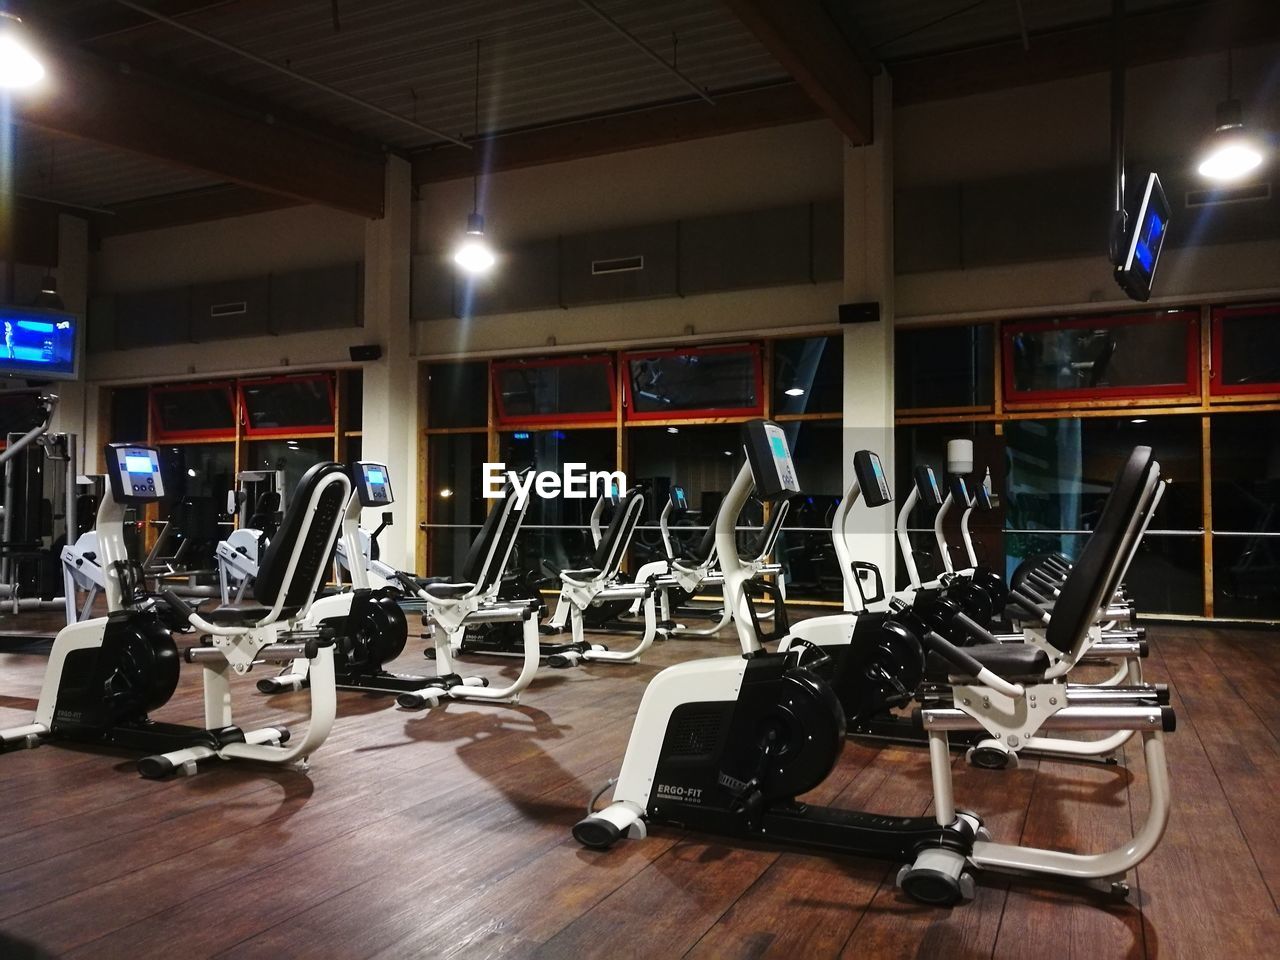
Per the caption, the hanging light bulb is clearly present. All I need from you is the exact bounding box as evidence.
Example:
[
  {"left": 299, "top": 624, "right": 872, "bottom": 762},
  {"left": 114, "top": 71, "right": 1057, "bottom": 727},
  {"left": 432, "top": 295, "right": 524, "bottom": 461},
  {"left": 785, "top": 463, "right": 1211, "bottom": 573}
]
[
  {"left": 0, "top": 13, "right": 45, "bottom": 90},
  {"left": 453, "top": 212, "right": 495, "bottom": 274},
  {"left": 452, "top": 39, "right": 496, "bottom": 276},
  {"left": 1197, "top": 49, "right": 1267, "bottom": 184},
  {"left": 1197, "top": 99, "right": 1265, "bottom": 182}
]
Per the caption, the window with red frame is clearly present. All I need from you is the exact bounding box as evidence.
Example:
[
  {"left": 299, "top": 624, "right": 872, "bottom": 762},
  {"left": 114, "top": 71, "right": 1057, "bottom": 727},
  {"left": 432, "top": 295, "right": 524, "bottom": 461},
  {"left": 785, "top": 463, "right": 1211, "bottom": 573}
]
[
  {"left": 623, "top": 344, "right": 763, "bottom": 421},
  {"left": 239, "top": 374, "right": 335, "bottom": 437},
  {"left": 151, "top": 381, "right": 237, "bottom": 441},
  {"left": 1003, "top": 311, "right": 1199, "bottom": 404},
  {"left": 1211, "top": 303, "right": 1280, "bottom": 396},
  {"left": 492, "top": 356, "right": 615, "bottom": 425}
]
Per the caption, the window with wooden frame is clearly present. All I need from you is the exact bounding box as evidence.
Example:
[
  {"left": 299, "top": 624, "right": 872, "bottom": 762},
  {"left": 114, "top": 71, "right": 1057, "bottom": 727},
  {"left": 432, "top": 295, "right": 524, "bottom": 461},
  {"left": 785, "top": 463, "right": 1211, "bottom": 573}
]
[
  {"left": 1003, "top": 310, "right": 1199, "bottom": 405},
  {"left": 151, "top": 381, "right": 237, "bottom": 441},
  {"left": 623, "top": 344, "right": 764, "bottom": 421},
  {"left": 239, "top": 373, "right": 335, "bottom": 438},
  {"left": 492, "top": 355, "right": 616, "bottom": 426},
  {"left": 896, "top": 324, "right": 995, "bottom": 413},
  {"left": 1210, "top": 302, "right": 1280, "bottom": 397}
]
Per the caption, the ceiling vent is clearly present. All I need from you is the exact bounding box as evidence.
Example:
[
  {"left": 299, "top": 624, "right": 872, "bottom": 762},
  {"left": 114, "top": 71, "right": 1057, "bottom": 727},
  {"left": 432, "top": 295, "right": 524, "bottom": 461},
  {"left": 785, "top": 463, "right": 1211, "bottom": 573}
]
[{"left": 1185, "top": 182, "right": 1271, "bottom": 207}]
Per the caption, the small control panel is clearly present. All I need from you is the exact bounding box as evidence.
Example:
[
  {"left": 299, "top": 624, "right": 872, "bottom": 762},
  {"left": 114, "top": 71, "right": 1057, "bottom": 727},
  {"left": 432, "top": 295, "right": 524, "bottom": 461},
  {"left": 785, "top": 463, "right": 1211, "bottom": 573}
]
[
  {"left": 914, "top": 465, "right": 943, "bottom": 507},
  {"left": 974, "top": 471, "right": 998, "bottom": 511},
  {"left": 947, "top": 474, "right": 972, "bottom": 507},
  {"left": 104, "top": 443, "right": 165, "bottom": 504},
  {"left": 853, "top": 450, "right": 893, "bottom": 508},
  {"left": 670, "top": 485, "right": 688, "bottom": 511},
  {"left": 353, "top": 461, "right": 395, "bottom": 507},
  {"left": 743, "top": 420, "right": 800, "bottom": 501}
]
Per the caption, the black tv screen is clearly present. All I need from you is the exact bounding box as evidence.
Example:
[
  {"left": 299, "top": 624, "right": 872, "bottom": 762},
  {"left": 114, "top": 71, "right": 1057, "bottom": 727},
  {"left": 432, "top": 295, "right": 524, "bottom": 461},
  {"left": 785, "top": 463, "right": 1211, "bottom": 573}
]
[
  {"left": 1115, "top": 172, "right": 1170, "bottom": 303},
  {"left": 0, "top": 309, "right": 79, "bottom": 380}
]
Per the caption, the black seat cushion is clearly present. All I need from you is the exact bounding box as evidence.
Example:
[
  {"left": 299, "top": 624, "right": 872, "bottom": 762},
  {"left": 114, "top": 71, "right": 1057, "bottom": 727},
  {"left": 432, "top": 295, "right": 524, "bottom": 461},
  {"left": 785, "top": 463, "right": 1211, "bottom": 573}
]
[
  {"left": 421, "top": 582, "right": 474, "bottom": 600},
  {"left": 561, "top": 568, "right": 602, "bottom": 581},
  {"left": 925, "top": 642, "right": 1051, "bottom": 682},
  {"left": 204, "top": 604, "right": 300, "bottom": 625}
]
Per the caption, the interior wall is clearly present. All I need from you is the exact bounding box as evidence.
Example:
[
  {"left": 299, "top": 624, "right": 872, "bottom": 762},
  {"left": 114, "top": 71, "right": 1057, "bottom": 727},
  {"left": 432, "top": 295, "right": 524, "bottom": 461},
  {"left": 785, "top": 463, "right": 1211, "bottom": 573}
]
[{"left": 894, "top": 45, "right": 1280, "bottom": 319}]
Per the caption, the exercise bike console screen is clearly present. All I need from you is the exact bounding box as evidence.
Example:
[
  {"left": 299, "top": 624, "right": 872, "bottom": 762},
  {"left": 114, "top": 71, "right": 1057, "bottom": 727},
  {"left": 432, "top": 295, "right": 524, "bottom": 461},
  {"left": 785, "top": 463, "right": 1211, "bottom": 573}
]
[
  {"left": 914, "top": 466, "right": 943, "bottom": 507},
  {"left": 105, "top": 443, "right": 165, "bottom": 504},
  {"left": 947, "top": 475, "right": 972, "bottom": 507},
  {"left": 742, "top": 420, "right": 800, "bottom": 501},
  {"left": 354, "top": 461, "right": 395, "bottom": 507},
  {"left": 853, "top": 450, "right": 892, "bottom": 508},
  {"left": 670, "top": 486, "right": 688, "bottom": 511},
  {"left": 1115, "top": 172, "right": 1170, "bottom": 303}
]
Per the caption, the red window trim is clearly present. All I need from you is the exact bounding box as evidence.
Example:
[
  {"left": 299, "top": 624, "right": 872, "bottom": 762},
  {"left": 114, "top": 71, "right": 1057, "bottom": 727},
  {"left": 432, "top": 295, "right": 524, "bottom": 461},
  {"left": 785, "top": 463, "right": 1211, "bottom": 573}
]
[
  {"left": 1210, "top": 303, "right": 1280, "bottom": 396},
  {"left": 622, "top": 344, "right": 765, "bottom": 421},
  {"left": 492, "top": 355, "right": 617, "bottom": 426},
  {"left": 1002, "top": 311, "right": 1200, "bottom": 404},
  {"left": 239, "top": 373, "right": 336, "bottom": 438},
  {"left": 151, "top": 380, "right": 238, "bottom": 441}
]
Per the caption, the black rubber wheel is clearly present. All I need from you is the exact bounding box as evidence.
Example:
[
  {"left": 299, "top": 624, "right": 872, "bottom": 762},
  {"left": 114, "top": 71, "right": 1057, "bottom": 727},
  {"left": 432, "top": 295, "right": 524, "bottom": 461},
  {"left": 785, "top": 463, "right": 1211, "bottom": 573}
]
[
  {"left": 255, "top": 678, "right": 278, "bottom": 694},
  {"left": 970, "top": 746, "right": 1012, "bottom": 770},
  {"left": 396, "top": 693, "right": 424, "bottom": 709},
  {"left": 548, "top": 655, "right": 569, "bottom": 669},
  {"left": 900, "top": 868, "right": 963, "bottom": 906},
  {"left": 572, "top": 817, "right": 621, "bottom": 850}
]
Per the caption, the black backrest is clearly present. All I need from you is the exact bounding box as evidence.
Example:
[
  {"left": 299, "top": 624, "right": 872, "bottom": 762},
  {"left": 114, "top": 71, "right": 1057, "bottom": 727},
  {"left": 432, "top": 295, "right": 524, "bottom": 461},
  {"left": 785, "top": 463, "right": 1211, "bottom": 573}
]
[
  {"left": 459, "top": 472, "right": 527, "bottom": 586},
  {"left": 742, "top": 499, "right": 790, "bottom": 562},
  {"left": 253, "top": 462, "right": 348, "bottom": 611},
  {"left": 591, "top": 487, "right": 645, "bottom": 575},
  {"left": 249, "top": 491, "right": 283, "bottom": 538},
  {"left": 173, "top": 496, "right": 221, "bottom": 540},
  {"left": 1044, "top": 447, "right": 1155, "bottom": 654}
]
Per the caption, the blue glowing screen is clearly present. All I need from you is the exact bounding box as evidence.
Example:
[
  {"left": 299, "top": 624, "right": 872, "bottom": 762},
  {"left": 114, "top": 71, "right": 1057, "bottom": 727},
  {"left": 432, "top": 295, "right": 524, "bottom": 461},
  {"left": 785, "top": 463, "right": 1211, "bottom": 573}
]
[
  {"left": 125, "top": 454, "right": 154, "bottom": 474},
  {"left": 368, "top": 468, "right": 386, "bottom": 484},
  {"left": 0, "top": 311, "right": 77, "bottom": 377}
]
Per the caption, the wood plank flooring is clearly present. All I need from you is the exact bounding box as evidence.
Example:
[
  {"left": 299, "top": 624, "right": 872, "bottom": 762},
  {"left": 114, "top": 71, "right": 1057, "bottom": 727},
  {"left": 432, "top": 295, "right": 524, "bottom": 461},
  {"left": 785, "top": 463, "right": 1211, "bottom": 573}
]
[{"left": 1, "top": 615, "right": 1277, "bottom": 959}]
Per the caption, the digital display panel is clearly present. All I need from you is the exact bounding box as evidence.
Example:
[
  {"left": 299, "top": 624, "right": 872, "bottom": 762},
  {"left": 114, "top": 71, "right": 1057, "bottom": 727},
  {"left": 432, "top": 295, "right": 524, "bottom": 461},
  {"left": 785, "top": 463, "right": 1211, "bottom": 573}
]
[
  {"left": 0, "top": 311, "right": 78, "bottom": 379},
  {"left": 1116, "top": 173, "right": 1170, "bottom": 303},
  {"left": 672, "top": 486, "right": 687, "bottom": 510},
  {"left": 125, "top": 454, "right": 154, "bottom": 474},
  {"left": 368, "top": 468, "right": 386, "bottom": 485}
]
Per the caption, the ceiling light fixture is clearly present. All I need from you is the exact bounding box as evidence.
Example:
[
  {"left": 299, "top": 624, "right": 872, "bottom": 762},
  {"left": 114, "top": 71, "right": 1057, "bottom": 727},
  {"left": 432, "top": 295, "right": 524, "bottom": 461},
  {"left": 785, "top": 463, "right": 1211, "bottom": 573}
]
[
  {"left": 1130, "top": 418, "right": 1148, "bottom": 424},
  {"left": 784, "top": 387, "right": 805, "bottom": 397},
  {"left": 34, "top": 273, "right": 64, "bottom": 310},
  {"left": 666, "top": 426, "right": 679, "bottom": 434},
  {"left": 1197, "top": 49, "right": 1267, "bottom": 183},
  {"left": 440, "top": 488, "right": 454, "bottom": 498},
  {"left": 0, "top": 13, "right": 45, "bottom": 90},
  {"left": 453, "top": 39, "right": 495, "bottom": 276}
]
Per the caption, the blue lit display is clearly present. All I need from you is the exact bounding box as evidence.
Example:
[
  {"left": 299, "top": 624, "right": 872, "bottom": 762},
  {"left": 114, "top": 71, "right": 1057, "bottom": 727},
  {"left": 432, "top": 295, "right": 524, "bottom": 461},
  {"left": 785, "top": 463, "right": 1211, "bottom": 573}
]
[
  {"left": 368, "top": 468, "right": 386, "bottom": 484},
  {"left": 0, "top": 310, "right": 78, "bottom": 378},
  {"left": 1116, "top": 172, "right": 1170, "bottom": 302},
  {"left": 125, "top": 454, "right": 154, "bottom": 474}
]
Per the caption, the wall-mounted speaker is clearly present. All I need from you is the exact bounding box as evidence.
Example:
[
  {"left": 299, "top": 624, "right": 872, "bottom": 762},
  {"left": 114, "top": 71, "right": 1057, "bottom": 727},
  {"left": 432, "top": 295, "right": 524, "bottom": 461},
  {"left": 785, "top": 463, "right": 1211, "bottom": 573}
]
[
  {"left": 349, "top": 344, "right": 382, "bottom": 362},
  {"left": 838, "top": 301, "right": 880, "bottom": 324}
]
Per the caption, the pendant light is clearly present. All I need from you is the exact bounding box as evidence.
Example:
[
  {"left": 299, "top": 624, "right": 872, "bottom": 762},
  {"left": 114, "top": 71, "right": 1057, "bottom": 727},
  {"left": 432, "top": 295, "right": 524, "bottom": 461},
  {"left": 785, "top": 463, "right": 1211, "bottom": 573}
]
[
  {"left": 1197, "top": 49, "right": 1266, "bottom": 183},
  {"left": 453, "top": 39, "right": 495, "bottom": 275},
  {"left": 0, "top": 12, "right": 45, "bottom": 89}
]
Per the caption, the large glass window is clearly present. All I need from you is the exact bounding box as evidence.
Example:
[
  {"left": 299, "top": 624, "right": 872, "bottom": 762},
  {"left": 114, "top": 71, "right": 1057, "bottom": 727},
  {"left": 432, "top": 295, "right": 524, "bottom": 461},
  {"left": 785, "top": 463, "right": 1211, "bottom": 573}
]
[
  {"left": 1211, "top": 303, "right": 1280, "bottom": 396},
  {"left": 1210, "top": 411, "right": 1280, "bottom": 619},
  {"left": 108, "top": 387, "right": 149, "bottom": 443},
  {"left": 896, "top": 324, "right": 994, "bottom": 410},
  {"left": 151, "top": 381, "right": 236, "bottom": 440},
  {"left": 776, "top": 420, "right": 845, "bottom": 602},
  {"left": 623, "top": 344, "right": 763, "bottom": 420},
  {"left": 244, "top": 437, "right": 335, "bottom": 499},
  {"left": 426, "top": 433, "right": 488, "bottom": 574},
  {"left": 498, "top": 428, "right": 616, "bottom": 579},
  {"left": 240, "top": 375, "right": 335, "bottom": 437},
  {"left": 773, "top": 336, "right": 843, "bottom": 416},
  {"left": 1004, "top": 311, "right": 1198, "bottom": 403},
  {"left": 427, "top": 361, "right": 487, "bottom": 429},
  {"left": 1003, "top": 415, "right": 1202, "bottom": 615},
  {"left": 493, "top": 356, "right": 615, "bottom": 425}
]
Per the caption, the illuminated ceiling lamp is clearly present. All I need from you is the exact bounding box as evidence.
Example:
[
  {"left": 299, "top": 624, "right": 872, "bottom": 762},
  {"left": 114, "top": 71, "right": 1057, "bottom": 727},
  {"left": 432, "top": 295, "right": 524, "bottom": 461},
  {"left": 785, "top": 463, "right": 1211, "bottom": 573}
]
[
  {"left": 453, "top": 39, "right": 495, "bottom": 275},
  {"left": 1197, "top": 49, "right": 1266, "bottom": 183},
  {"left": 0, "top": 12, "right": 45, "bottom": 90},
  {"left": 35, "top": 272, "right": 64, "bottom": 310}
]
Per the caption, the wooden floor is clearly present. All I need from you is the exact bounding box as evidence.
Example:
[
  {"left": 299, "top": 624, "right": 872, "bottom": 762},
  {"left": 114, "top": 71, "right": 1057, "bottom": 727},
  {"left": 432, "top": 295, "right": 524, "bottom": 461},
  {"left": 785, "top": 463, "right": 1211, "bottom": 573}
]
[{"left": 0, "top": 614, "right": 1278, "bottom": 959}]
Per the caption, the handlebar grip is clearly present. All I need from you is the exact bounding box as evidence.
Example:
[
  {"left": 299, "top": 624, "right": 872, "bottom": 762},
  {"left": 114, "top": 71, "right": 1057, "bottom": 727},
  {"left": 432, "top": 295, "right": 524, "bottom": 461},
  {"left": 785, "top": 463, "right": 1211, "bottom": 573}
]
[
  {"left": 922, "top": 630, "right": 986, "bottom": 677},
  {"left": 953, "top": 611, "right": 1003, "bottom": 646},
  {"left": 161, "top": 590, "right": 195, "bottom": 622}
]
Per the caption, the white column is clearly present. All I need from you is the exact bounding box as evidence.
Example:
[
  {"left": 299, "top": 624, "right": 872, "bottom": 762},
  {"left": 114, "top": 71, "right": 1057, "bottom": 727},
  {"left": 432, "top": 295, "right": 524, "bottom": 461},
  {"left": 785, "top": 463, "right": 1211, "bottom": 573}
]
[
  {"left": 841, "top": 75, "right": 896, "bottom": 587},
  {"left": 54, "top": 215, "right": 90, "bottom": 466},
  {"left": 360, "top": 156, "right": 416, "bottom": 571}
]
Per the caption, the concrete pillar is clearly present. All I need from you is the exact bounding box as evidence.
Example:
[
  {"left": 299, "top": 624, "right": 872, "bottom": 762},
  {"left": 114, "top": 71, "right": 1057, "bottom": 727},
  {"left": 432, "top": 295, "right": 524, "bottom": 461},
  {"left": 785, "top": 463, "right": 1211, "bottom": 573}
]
[
  {"left": 53, "top": 214, "right": 90, "bottom": 467},
  {"left": 360, "top": 156, "right": 416, "bottom": 570},
  {"left": 841, "top": 75, "right": 896, "bottom": 593}
]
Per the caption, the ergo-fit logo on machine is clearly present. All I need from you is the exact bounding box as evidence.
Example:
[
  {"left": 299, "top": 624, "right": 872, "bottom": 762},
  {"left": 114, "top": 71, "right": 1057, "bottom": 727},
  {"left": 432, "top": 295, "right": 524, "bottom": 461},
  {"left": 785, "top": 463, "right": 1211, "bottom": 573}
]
[{"left": 483, "top": 463, "right": 627, "bottom": 507}]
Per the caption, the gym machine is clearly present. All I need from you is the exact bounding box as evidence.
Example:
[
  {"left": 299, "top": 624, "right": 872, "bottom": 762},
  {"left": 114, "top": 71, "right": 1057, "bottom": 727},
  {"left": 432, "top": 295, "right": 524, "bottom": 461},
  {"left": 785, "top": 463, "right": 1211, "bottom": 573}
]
[
  {"left": 1, "top": 446, "right": 347, "bottom": 778},
  {"left": 574, "top": 420, "right": 1175, "bottom": 905},
  {"left": 214, "top": 469, "right": 286, "bottom": 604}
]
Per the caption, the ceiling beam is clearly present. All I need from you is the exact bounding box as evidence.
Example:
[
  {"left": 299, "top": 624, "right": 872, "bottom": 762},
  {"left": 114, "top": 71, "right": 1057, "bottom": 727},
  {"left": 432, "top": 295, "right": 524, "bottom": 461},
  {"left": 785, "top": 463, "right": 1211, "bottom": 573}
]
[
  {"left": 94, "top": 185, "right": 302, "bottom": 238},
  {"left": 720, "top": 0, "right": 874, "bottom": 144},
  {"left": 891, "top": 0, "right": 1280, "bottom": 105},
  {"left": 46, "top": 1, "right": 244, "bottom": 44},
  {"left": 412, "top": 83, "right": 822, "bottom": 185},
  {"left": 14, "top": 38, "right": 386, "bottom": 218}
]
